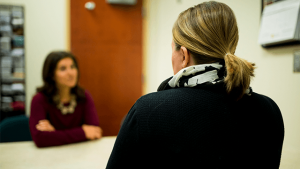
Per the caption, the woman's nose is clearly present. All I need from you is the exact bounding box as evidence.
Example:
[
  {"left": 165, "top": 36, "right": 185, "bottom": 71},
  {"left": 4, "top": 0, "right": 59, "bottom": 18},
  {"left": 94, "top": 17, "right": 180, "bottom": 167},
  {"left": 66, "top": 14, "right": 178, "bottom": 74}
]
[{"left": 67, "top": 68, "right": 75, "bottom": 75}]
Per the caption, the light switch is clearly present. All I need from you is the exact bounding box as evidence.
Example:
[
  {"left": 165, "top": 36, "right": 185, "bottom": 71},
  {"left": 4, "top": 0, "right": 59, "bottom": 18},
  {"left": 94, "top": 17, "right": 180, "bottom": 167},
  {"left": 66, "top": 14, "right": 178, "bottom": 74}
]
[{"left": 294, "top": 50, "right": 300, "bottom": 72}]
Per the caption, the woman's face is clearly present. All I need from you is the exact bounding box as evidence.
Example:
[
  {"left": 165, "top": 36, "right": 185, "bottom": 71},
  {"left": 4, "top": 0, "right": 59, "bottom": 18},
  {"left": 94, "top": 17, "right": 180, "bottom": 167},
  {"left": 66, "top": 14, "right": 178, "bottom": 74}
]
[
  {"left": 171, "top": 40, "right": 183, "bottom": 75},
  {"left": 54, "top": 57, "right": 78, "bottom": 89}
]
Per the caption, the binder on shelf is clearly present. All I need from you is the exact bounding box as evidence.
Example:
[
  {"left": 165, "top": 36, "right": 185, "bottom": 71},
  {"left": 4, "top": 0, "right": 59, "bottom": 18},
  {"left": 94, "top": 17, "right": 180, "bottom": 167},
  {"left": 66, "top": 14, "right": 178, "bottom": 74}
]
[
  {"left": 11, "top": 83, "right": 24, "bottom": 93},
  {"left": 0, "top": 8, "right": 11, "bottom": 18},
  {"left": 1, "top": 77, "right": 25, "bottom": 83},
  {"left": 11, "top": 6, "right": 23, "bottom": 18},
  {"left": 1, "top": 68, "right": 12, "bottom": 78},
  {"left": 13, "top": 57, "right": 24, "bottom": 68},
  {"left": 1, "top": 84, "right": 13, "bottom": 94},
  {"left": 0, "top": 15, "right": 10, "bottom": 24},
  {"left": 13, "top": 67, "right": 25, "bottom": 79},
  {"left": 1, "top": 57, "right": 12, "bottom": 67},
  {"left": 11, "top": 48, "right": 24, "bottom": 57},
  {"left": 1, "top": 96, "right": 13, "bottom": 103},
  {"left": 14, "top": 95, "right": 25, "bottom": 102},
  {"left": 0, "top": 25, "right": 12, "bottom": 36},
  {"left": 1, "top": 96, "right": 13, "bottom": 111},
  {"left": 12, "top": 35, "right": 24, "bottom": 47},
  {"left": 1, "top": 103, "right": 13, "bottom": 112},
  {"left": 12, "top": 18, "right": 23, "bottom": 26},
  {"left": 0, "top": 37, "right": 11, "bottom": 52}
]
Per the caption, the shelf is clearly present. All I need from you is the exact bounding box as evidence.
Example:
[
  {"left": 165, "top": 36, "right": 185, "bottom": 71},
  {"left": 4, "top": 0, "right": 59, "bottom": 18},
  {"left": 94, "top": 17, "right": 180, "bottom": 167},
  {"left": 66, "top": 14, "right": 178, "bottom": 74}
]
[
  {"left": 1, "top": 77, "right": 25, "bottom": 83},
  {"left": 0, "top": 4, "right": 25, "bottom": 122}
]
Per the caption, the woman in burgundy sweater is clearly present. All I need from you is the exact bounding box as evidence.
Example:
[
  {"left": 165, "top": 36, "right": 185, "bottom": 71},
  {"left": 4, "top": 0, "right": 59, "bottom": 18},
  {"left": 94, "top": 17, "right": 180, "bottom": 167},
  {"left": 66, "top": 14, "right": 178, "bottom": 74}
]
[{"left": 29, "top": 51, "right": 102, "bottom": 147}]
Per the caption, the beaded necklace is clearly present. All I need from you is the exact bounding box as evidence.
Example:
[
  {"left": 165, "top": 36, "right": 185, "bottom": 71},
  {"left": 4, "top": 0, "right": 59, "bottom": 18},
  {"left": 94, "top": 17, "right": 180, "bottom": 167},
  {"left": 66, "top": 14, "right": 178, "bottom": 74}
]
[{"left": 53, "top": 95, "right": 77, "bottom": 115}]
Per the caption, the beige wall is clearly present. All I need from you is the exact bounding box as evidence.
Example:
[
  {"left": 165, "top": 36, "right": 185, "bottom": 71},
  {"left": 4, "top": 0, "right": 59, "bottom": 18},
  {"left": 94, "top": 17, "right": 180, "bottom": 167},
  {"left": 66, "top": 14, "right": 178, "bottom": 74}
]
[
  {"left": 143, "top": 0, "right": 300, "bottom": 168},
  {"left": 0, "top": 0, "right": 69, "bottom": 115}
]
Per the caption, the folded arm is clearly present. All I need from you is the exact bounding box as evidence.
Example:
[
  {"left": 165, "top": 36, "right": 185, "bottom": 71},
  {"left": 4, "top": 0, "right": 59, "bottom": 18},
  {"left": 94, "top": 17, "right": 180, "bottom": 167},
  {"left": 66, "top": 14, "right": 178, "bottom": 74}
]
[{"left": 29, "top": 92, "right": 101, "bottom": 148}]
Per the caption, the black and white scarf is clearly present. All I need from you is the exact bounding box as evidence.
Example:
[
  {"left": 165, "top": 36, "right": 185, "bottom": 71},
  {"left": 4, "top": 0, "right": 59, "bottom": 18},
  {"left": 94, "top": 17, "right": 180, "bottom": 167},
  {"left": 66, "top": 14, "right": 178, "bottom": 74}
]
[{"left": 157, "top": 61, "right": 252, "bottom": 96}]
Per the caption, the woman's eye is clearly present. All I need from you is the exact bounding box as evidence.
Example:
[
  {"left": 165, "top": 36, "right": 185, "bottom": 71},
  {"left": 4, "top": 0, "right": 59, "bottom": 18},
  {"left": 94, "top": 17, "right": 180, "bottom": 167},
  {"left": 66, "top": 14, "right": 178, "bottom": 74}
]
[
  {"left": 60, "top": 66, "right": 66, "bottom": 71},
  {"left": 71, "top": 64, "right": 76, "bottom": 69}
]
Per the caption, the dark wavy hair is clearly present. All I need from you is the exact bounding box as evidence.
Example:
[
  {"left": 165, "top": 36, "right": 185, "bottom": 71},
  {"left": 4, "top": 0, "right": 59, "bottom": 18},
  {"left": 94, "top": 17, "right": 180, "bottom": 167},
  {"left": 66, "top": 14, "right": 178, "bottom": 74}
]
[{"left": 36, "top": 51, "right": 86, "bottom": 104}]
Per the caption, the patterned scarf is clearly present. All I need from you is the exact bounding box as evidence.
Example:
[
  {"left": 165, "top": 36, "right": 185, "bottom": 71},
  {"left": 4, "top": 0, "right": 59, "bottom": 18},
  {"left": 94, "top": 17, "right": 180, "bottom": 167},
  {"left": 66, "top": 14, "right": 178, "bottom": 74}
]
[{"left": 157, "top": 61, "right": 252, "bottom": 96}]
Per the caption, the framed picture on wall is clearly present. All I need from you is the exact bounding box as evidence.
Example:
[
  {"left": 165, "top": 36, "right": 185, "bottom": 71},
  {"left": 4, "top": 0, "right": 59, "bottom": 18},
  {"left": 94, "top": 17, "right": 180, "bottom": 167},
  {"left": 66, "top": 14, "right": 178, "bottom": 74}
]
[
  {"left": 261, "top": 0, "right": 284, "bottom": 13},
  {"left": 259, "top": 0, "right": 300, "bottom": 48}
]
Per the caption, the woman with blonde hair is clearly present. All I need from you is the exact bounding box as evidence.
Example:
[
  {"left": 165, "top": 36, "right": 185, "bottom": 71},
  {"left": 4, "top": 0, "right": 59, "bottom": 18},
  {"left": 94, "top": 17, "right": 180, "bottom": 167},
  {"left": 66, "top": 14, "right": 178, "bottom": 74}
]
[{"left": 107, "top": 1, "right": 284, "bottom": 168}]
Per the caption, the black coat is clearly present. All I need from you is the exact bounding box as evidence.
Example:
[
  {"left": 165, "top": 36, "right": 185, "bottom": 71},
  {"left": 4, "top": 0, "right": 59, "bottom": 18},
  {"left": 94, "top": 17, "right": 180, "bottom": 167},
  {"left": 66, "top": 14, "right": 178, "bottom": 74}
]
[{"left": 106, "top": 82, "right": 284, "bottom": 169}]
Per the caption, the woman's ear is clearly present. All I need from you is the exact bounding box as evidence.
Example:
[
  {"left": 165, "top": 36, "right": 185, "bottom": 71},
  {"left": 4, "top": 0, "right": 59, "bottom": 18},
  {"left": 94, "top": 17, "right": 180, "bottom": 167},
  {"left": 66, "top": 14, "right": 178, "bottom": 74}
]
[{"left": 180, "top": 46, "right": 191, "bottom": 68}]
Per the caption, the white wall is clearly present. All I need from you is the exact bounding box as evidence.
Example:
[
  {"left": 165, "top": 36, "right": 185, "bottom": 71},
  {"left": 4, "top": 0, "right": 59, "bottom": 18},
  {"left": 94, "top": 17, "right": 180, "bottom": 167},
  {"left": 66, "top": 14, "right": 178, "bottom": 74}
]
[
  {"left": 143, "top": 0, "right": 300, "bottom": 168},
  {"left": 0, "top": 0, "right": 69, "bottom": 115}
]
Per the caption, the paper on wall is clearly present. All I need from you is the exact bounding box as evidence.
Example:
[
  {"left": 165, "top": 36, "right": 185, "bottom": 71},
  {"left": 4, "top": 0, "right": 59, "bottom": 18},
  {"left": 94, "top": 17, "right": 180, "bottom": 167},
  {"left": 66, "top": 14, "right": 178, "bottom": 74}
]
[{"left": 258, "top": 0, "right": 300, "bottom": 46}]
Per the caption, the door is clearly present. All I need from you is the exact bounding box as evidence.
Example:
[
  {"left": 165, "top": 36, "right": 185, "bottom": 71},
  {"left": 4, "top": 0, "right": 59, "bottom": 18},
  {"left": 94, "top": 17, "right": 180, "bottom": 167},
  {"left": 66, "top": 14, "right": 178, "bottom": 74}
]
[{"left": 71, "top": 0, "right": 142, "bottom": 136}]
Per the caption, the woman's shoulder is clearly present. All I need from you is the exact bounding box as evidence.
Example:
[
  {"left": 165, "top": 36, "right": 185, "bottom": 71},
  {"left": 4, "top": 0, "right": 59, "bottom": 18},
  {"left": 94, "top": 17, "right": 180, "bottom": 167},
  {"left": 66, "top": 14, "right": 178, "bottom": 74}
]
[
  {"left": 83, "top": 89, "right": 92, "bottom": 99},
  {"left": 135, "top": 88, "right": 195, "bottom": 111},
  {"left": 138, "top": 89, "right": 180, "bottom": 102},
  {"left": 31, "top": 92, "right": 50, "bottom": 106},
  {"left": 32, "top": 92, "right": 47, "bottom": 102},
  {"left": 82, "top": 89, "right": 95, "bottom": 103},
  {"left": 250, "top": 92, "right": 280, "bottom": 110},
  {"left": 138, "top": 87, "right": 211, "bottom": 103}
]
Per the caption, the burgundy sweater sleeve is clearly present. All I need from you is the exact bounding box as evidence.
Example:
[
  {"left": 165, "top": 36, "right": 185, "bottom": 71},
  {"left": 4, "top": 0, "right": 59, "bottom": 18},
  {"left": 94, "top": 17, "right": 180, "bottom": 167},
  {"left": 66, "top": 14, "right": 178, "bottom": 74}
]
[
  {"left": 83, "top": 91, "right": 100, "bottom": 126},
  {"left": 29, "top": 94, "right": 86, "bottom": 148}
]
